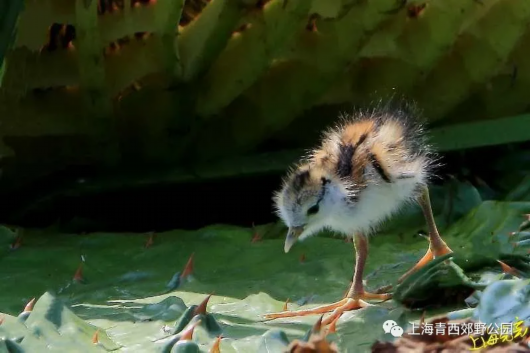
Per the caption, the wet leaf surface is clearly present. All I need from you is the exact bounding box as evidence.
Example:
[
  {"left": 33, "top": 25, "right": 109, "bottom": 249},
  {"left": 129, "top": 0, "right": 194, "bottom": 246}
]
[{"left": 1, "top": 182, "right": 530, "bottom": 351}]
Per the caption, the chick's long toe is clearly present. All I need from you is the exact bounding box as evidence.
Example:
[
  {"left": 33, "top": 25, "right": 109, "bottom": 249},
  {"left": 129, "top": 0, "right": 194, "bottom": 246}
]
[
  {"left": 264, "top": 296, "right": 388, "bottom": 325},
  {"left": 265, "top": 234, "right": 392, "bottom": 325}
]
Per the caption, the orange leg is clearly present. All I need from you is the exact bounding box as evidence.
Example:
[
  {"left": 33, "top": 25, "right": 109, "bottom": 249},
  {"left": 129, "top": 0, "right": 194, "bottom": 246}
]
[
  {"left": 398, "top": 185, "right": 453, "bottom": 283},
  {"left": 264, "top": 234, "right": 391, "bottom": 325}
]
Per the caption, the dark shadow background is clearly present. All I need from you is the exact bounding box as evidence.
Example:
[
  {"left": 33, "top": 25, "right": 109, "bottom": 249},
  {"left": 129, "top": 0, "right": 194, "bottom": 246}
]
[{"left": 1, "top": 141, "right": 529, "bottom": 233}]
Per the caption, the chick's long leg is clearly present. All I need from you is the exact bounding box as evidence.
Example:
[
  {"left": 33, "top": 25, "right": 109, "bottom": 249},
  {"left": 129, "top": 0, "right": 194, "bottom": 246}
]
[
  {"left": 264, "top": 234, "right": 391, "bottom": 324},
  {"left": 398, "top": 185, "right": 453, "bottom": 283}
]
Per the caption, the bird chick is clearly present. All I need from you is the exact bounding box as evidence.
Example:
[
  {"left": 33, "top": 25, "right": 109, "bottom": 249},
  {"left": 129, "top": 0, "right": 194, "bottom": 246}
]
[{"left": 266, "top": 104, "right": 452, "bottom": 325}]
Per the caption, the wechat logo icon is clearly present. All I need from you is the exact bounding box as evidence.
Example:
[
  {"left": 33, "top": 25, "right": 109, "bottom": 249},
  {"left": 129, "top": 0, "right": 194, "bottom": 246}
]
[{"left": 383, "top": 320, "right": 404, "bottom": 338}]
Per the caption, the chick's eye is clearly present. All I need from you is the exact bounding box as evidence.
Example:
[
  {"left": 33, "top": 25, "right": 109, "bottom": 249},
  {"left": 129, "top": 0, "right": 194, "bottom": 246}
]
[{"left": 307, "top": 204, "right": 319, "bottom": 215}]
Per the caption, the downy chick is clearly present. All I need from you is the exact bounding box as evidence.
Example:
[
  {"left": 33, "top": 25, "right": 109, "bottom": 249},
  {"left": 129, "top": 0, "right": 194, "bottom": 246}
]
[{"left": 266, "top": 104, "right": 452, "bottom": 325}]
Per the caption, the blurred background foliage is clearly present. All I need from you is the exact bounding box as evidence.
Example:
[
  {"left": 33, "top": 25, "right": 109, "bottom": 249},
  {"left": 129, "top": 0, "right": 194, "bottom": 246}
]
[{"left": 1, "top": 0, "right": 530, "bottom": 229}]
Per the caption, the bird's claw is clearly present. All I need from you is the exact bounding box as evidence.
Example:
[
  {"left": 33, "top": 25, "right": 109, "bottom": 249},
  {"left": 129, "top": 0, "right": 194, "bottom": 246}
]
[
  {"left": 264, "top": 298, "right": 350, "bottom": 320},
  {"left": 398, "top": 243, "right": 453, "bottom": 283},
  {"left": 321, "top": 298, "right": 371, "bottom": 325},
  {"left": 264, "top": 292, "right": 392, "bottom": 324}
]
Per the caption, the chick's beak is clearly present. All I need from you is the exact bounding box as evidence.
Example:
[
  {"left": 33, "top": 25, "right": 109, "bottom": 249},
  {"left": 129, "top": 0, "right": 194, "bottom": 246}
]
[{"left": 284, "top": 226, "right": 304, "bottom": 253}]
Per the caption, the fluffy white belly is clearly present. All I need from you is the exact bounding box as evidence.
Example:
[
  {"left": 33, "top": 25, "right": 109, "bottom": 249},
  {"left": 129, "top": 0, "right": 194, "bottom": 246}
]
[{"left": 331, "top": 178, "right": 419, "bottom": 236}]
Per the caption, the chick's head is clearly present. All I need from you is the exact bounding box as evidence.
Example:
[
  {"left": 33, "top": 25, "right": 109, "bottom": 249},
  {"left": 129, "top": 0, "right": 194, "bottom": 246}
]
[{"left": 274, "top": 165, "right": 334, "bottom": 253}]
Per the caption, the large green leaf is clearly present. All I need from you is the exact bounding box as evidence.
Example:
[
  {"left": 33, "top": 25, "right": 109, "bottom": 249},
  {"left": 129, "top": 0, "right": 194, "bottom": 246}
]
[{"left": 1, "top": 182, "right": 530, "bottom": 351}]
